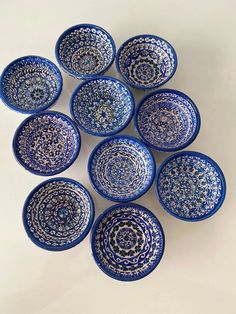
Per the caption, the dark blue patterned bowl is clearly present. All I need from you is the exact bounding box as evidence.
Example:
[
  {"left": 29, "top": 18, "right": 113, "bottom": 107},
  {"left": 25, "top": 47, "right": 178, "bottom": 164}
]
[
  {"left": 156, "top": 151, "right": 226, "bottom": 221},
  {"left": 0, "top": 56, "right": 62, "bottom": 114},
  {"left": 55, "top": 24, "right": 116, "bottom": 79},
  {"left": 91, "top": 203, "right": 165, "bottom": 281},
  {"left": 116, "top": 35, "right": 177, "bottom": 90},
  {"left": 88, "top": 135, "right": 155, "bottom": 202},
  {"left": 23, "top": 178, "right": 94, "bottom": 251},
  {"left": 13, "top": 111, "right": 81, "bottom": 176},
  {"left": 70, "top": 76, "right": 134, "bottom": 137},
  {"left": 135, "top": 89, "right": 200, "bottom": 152}
]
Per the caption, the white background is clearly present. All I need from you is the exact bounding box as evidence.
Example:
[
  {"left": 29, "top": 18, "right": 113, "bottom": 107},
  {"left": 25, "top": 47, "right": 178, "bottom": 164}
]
[{"left": 0, "top": 1, "right": 236, "bottom": 313}]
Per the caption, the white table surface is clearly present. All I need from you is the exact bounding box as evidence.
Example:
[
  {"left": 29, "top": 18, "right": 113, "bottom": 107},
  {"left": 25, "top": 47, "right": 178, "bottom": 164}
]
[{"left": 1, "top": 1, "right": 236, "bottom": 313}]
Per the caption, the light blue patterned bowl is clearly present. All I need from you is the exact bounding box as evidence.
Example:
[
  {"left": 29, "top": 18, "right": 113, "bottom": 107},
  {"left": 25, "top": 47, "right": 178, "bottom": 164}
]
[
  {"left": 70, "top": 76, "right": 134, "bottom": 137},
  {"left": 0, "top": 56, "right": 62, "bottom": 114},
  {"left": 88, "top": 135, "right": 155, "bottom": 202},
  {"left": 55, "top": 24, "right": 116, "bottom": 79},
  {"left": 156, "top": 151, "right": 226, "bottom": 221},
  {"left": 91, "top": 203, "right": 165, "bottom": 281},
  {"left": 116, "top": 35, "right": 177, "bottom": 90},
  {"left": 23, "top": 178, "right": 94, "bottom": 251},
  {"left": 135, "top": 89, "right": 200, "bottom": 152},
  {"left": 13, "top": 111, "right": 81, "bottom": 176}
]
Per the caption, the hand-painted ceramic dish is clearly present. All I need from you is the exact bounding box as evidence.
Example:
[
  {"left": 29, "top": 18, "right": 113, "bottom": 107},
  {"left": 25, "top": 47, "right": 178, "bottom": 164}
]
[
  {"left": 55, "top": 24, "right": 116, "bottom": 79},
  {"left": 116, "top": 34, "right": 177, "bottom": 89},
  {"left": 88, "top": 135, "right": 155, "bottom": 202},
  {"left": 91, "top": 203, "right": 165, "bottom": 281},
  {"left": 23, "top": 178, "right": 94, "bottom": 251},
  {"left": 135, "top": 89, "right": 200, "bottom": 152},
  {"left": 156, "top": 151, "right": 226, "bottom": 221},
  {"left": 70, "top": 76, "right": 134, "bottom": 136},
  {"left": 0, "top": 56, "right": 62, "bottom": 114},
  {"left": 13, "top": 111, "right": 81, "bottom": 176}
]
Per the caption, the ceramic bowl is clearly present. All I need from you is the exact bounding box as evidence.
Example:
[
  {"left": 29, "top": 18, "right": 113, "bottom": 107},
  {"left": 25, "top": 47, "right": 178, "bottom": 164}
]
[
  {"left": 91, "top": 203, "right": 165, "bottom": 281},
  {"left": 23, "top": 178, "right": 94, "bottom": 251},
  {"left": 13, "top": 111, "right": 81, "bottom": 176},
  {"left": 70, "top": 76, "right": 134, "bottom": 136},
  {"left": 55, "top": 24, "right": 116, "bottom": 79},
  {"left": 116, "top": 34, "right": 177, "bottom": 89},
  {"left": 135, "top": 89, "right": 200, "bottom": 152},
  {"left": 0, "top": 56, "right": 62, "bottom": 114},
  {"left": 88, "top": 135, "right": 155, "bottom": 202},
  {"left": 156, "top": 151, "right": 226, "bottom": 221}
]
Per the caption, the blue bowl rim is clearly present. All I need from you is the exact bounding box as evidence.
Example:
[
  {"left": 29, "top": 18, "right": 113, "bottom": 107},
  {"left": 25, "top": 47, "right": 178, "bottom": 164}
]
[
  {"left": 70, "top": 75, "right": 135, "bottom": 137},
  {"left": 88, "top": 134, "right": 156, "bottom": 202},
  {"left": 12, "top": 110, "right": 81, "bottom": 176},
  {"left": 23, "top": 177, "right": 95, "bottom": 251},
  {"left": 134, "top": 88, "right": 201, "bottom": 152},
  {"left": 155, "top": 151, "right": 227, "bottom": 222},
  {"left": 55, "top": 23, "right": 116, "bottom": 79},
  {"left": 115, "top": 34, "right": 178, "bottom": 90},
  {"left": 0, "top": 55, "right": 63, "bottom": 114},
  {"left": 90, "top": 202, "right": 165, "bottom": 281}
]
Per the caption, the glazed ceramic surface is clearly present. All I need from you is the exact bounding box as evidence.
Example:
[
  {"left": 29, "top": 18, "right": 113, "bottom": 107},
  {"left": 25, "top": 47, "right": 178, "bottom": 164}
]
[
  {"left": 116, "top": 35, "right": 177, "bottom": 89},
  {"left": 88, "top": 136, "right": 155, "bottom": 202},
  {"left": 91, "top": 203, "right": 165, "bottom": 281},
  {"left": 23, "top": 178, "right": 94, "bottom": 251},
  {"left": 0, "top": 56, "right": 62, "bottom": 113},
  {"left": 135, "top": 89, "right": 200, "bottom": 152},
  {"left": 55, "top": 24, "right": 116, "bottom": 79},
  {"left": 70, "top": 76, "right": 134, "bottom": 136},
  {"left": 13, "top": 111, "right": 80, "bottom": 176},
  {"left": 156, "top": 151, "right": 226, "bottom": 221}
]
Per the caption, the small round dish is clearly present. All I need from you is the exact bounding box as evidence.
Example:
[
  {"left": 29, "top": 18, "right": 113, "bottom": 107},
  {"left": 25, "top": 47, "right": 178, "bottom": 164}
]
[
  {"left": 70, "top": 76, "right": 134, "bottom": 137},
  {"left": 135, "top": 89, "right": 200, "bottom": 152},
  {"left": 23, "top": 178, "right": 94, "bottom": 251},
  {"left": 88, "top": 135, "right": 155, "bottom": 202},
  {"left": 156, "top": 151, "right": 226, "bottom": 221},
  {"left": 116, "top": 34, "right": 177, "bottom": 90},
  {"left": 13, "top": 111, "right": 81, "bottom": 176},
  {"left": 0, "top": 56, "right": 62, "bottom": 114},
  {"left": 55, "top": 24, "right": 116, "bottom": 79},
  {"left": 91, "top": 203, "right": 165, "bottom": 281}
]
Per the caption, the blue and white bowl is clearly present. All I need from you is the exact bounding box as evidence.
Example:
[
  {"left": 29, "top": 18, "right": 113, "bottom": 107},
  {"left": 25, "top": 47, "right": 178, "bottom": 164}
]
[
  {"left": 23, "top": 178, "right": 94, "bottom": 251},
  {"left": 88, "top": 135, "right": 155, "bottom": 202},
  {"left": 91, "top": 203, "right": 165, "bottom": 281},
  {"left": 0, "top": 56, "right": 62, "bottom": 114},
  {"left": 135, "top": 89, "right": 200, "bottom": 152},
  {"left": 55, "top": 24, "right": 116, "bottom": 79},
  {"left": 70, "top": 76, "right": 134, "bottom": 136},
  {"left": 116, "top": 35, "right": 177, "bottom": 89},
  {"left": 156, "top": 151, "right": 226, "bottom": 221},
  {"left": 13, "top": 111, "right": 81, "bottom": 176}
]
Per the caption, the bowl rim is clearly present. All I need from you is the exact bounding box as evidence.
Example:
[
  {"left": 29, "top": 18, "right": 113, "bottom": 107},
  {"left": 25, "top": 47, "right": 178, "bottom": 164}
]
[
  {"left": 55, "top": 23, "right": 116, "bottom": 79},
  {"left": 115, "top": 34, "right": 178, "bottom": 90},
  {"left": 88, "top": 134, "right": 156, "bottom": 202},
  {"left": 23, "top": 177, "right": 95, "bottom": 251},
  {"left": 155, "top": 151, "right": 227, "bottom": 222},
  {"left": 90, "top": 202, "right": 165, "bottom": 281},
  {"left": 134, "top": 88, "right": 201, "bottom": 152},
  {"left": 0, "top": 55, "right": 63, "bottom": 114},
  {"left": 12, "top": 110, "right": 81, "bottom": 176},
  {"left": 70, "top": 75, "right": 135, "bottom": 137}
]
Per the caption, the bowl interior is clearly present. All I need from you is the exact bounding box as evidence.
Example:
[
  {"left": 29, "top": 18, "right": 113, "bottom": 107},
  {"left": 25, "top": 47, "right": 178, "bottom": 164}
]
[
  {"left": 13, "top": 112, "right": 80, "bottom": 175},
  {"left": 117, "top": 35, "right": 177, "bottom": 89},
  {"left": 56, "top": 25, "right": 115, "bottom": 78},
  {"left": 89, "top": 136, "right": 155, "bottom": 201},
  {"left": 136, "top": 91, "right": 200, "bottom": 151},
  {"left": 0, "top": 56, "right": 62, "bottom": 113},
  {"left": 71, "top": 78, "right": 134, "bottom": 136}
]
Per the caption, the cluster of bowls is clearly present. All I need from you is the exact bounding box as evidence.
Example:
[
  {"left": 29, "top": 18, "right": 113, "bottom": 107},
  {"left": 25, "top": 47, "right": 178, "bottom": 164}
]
[{"left": 0, "top": 24, "right": 226, "bottom": 281}]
